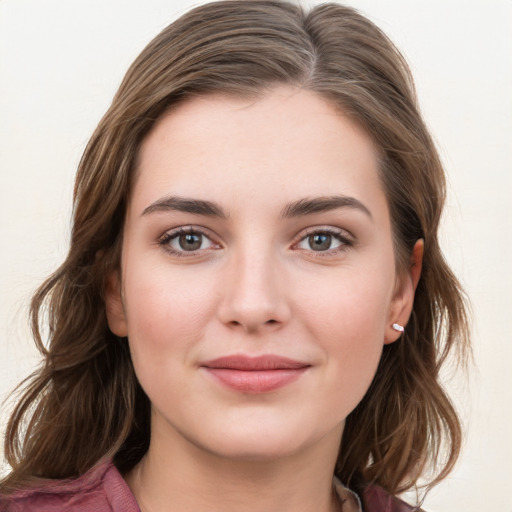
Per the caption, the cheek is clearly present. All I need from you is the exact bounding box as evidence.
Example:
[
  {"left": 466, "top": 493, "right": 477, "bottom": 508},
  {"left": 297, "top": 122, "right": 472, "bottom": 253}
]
[
  {"left": 295, "top": 266, "right": 393, "bottom": 404},
  {"left": 298, "top": 264, "right": 392, "bottom": 342},
  {"left": 121, "top": 264, "right": 221, "bottom": 411},
  {"left": 122, "top": 262, "right": 217, "bottom": 360}
]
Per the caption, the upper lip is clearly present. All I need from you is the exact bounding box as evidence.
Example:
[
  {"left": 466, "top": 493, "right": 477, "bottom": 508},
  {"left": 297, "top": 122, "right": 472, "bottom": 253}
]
[{"left": 201, "top": 354, "right": 311, "bottom": 371}]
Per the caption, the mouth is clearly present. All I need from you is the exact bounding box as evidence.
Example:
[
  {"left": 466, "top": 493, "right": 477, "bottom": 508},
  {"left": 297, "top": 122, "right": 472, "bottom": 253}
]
[{"left": 200, "top": 355, "right": 311, "bottom": 393}]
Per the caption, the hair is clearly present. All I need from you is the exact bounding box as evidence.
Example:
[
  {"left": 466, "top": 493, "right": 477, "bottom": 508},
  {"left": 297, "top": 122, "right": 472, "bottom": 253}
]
[{"left": 1, "top": 0, "right": 469, "bottom": 499}]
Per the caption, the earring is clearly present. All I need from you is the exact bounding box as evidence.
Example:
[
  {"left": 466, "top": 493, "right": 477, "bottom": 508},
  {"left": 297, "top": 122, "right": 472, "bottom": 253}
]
[{"left": 392, "top": 323, "right": 404, "bottom": 333}]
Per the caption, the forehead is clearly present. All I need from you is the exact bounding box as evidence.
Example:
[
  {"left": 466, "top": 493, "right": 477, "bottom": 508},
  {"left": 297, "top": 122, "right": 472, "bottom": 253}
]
[{"left": 131, "top": 86, "right": 386, "bottom": 218}]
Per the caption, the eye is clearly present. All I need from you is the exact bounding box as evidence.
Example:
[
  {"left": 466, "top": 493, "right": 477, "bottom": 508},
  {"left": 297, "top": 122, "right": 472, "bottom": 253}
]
[
  {"left": 172, "top": 232, "right": 211, "bottom": 251},
  {"left": 159, "top": 227, "right": 217, "bottom": 255},
  {"left": 295, "top": 228, "right": 353, "bottom": 253}
]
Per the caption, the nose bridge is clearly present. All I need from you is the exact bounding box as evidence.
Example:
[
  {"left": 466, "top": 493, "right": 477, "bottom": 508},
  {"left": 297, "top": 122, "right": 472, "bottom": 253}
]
[{"left": 218, "top": 237, "right": 289, "bottom": 331}]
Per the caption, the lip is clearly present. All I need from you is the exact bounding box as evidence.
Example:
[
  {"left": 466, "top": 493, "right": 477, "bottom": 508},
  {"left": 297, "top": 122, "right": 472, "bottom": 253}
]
[{"left": 200, "top": 355, "right": 310, "bottom": 393}]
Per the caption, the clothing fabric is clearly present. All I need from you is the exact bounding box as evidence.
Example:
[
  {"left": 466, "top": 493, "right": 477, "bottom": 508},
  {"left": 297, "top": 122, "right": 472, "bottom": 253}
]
[
  {"left": 0, "top": 459, "right": 422, "bottom": 512},
  {"left": 0, "top": 461, "right": 138, "bottom": 512}
]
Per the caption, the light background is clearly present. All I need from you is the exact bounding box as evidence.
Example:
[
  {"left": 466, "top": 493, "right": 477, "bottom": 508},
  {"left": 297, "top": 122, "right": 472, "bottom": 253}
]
[{"left": 1, "top": 1, "right": 511, "bottom": 510}]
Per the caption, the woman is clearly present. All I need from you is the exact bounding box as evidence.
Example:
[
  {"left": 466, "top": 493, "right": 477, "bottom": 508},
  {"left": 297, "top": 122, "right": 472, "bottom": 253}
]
[{"left": 0, "top": 1, "right": 469, "bottom": 511}]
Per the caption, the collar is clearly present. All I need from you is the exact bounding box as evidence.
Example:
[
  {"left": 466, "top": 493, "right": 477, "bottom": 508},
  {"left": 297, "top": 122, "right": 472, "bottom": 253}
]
[{"left": 333, "top": 477, "right": 362, "bottom": 512}]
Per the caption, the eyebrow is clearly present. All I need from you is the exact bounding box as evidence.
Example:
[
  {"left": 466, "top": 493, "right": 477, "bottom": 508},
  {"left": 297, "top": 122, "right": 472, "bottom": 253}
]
[
  {"left": 141, "top": 195, "right": 228, "bottom": 218},
  {"left": 141, "top": 194, "right": 371, "bottom": 220},
  {"left": 281, "top": 195, "right": 372, "bottom": 219}
]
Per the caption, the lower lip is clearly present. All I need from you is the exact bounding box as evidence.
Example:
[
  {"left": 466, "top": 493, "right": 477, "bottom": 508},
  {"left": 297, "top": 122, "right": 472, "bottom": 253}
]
[{"left": 203, "top": 368, "right": 308, "bottom": 393}]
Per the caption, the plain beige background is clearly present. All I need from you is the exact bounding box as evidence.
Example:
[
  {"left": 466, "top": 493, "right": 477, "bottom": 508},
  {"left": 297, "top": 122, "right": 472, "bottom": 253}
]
[{"left": 1, "top": 1, "right": 511, "bottom": 510}]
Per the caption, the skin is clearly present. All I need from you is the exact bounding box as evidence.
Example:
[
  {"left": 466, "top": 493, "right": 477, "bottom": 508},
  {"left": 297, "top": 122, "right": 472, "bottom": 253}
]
[{"left": 106, "top": 86, "right": 423, "bottom": 512}]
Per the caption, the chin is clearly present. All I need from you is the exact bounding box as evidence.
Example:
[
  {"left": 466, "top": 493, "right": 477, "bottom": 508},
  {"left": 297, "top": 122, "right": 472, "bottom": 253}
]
[
  {"left": 200, "top": 434, "right": 309, "bottom": 462},
  {"left": 184, "top": 415, "right": 342, "bottom": 463}
]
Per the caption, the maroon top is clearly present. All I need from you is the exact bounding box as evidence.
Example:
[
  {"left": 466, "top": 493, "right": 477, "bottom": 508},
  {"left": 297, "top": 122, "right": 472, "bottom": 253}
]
[
  {"left": 0, "top": 459, "right": 421, "bottom": 511},
  {"left": 0, "top": 460, "right": 140, "bottom": 512}
]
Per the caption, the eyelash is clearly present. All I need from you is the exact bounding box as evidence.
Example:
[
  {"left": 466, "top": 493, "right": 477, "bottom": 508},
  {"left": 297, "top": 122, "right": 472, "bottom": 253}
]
[
  {"left": 157, "top": 226, "right": 354, "bottom": 258},
  {"left": 158, "top": 226, "right": 219, "bottom": 258},
  {"left": 293, "top": 227, "right": 354, "bottom": 258}
]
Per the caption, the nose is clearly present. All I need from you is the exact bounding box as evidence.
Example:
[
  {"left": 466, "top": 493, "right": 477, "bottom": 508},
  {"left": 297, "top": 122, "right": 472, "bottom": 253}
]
[{"left": 216, "top": 248, "right": 291, "bottom": 333}]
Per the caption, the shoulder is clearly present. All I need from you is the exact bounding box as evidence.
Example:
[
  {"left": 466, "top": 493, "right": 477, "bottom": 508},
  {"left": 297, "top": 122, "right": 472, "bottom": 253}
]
[
  {"left": 362, "top": 484, "right": 425, "bottom": 512},
  {"left": 0, "top": 459, "right": 140, "bottom": 512}
]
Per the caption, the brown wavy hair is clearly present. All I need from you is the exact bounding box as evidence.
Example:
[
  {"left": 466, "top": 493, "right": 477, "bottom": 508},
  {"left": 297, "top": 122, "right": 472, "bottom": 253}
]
[{"left": 1, "top": 0, "right": 469, "bottom": 498}]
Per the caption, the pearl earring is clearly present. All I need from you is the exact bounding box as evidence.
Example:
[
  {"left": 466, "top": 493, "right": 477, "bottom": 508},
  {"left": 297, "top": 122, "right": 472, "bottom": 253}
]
[{"left": 392, "top": 323, "right": 404, "bottom": 333}]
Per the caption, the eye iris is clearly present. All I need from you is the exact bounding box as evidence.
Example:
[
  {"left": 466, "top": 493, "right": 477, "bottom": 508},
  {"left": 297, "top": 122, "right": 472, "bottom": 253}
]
[
  {"left": 179, "top": 233, "right": 202, "bottom": 251},
  {"left": 309, "top": 233, "right": 331, "bottom": 251}
]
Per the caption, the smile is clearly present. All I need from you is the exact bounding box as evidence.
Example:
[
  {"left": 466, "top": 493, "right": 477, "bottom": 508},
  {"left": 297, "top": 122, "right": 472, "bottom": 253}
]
[{"left": 201, "top": 355, "right": 311, "bottom": 393}]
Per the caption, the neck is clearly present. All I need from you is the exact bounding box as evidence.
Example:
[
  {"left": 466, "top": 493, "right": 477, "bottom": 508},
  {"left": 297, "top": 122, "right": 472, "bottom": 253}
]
[{"left": 125, "top": 422, "right": 343, "bottom": 512}]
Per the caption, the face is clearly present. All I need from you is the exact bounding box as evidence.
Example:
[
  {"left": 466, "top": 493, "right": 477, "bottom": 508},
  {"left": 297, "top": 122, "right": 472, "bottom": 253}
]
[{"left": 106, "top": 86, "right": 416, "bottom": 462}]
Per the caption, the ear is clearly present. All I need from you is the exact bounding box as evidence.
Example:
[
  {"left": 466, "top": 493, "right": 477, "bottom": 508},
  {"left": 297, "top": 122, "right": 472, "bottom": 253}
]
[
  {"left": 104, "top": 270, "right": 128, "bottom": 337},
  {"left": 384, "top": 239, "right": 424, "bottom": 344}
]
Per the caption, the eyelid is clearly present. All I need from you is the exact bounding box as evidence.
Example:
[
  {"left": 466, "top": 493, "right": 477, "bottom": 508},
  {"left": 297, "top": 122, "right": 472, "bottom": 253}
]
[
  {"left": 291, "top": 226, "right": 355, "bottom": 255},
  {"left": 157, "top": 224, "right": 354, "bottom": 258},
  {"left": 158, "top": 225, "right": 222, "bottom": 256}
]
